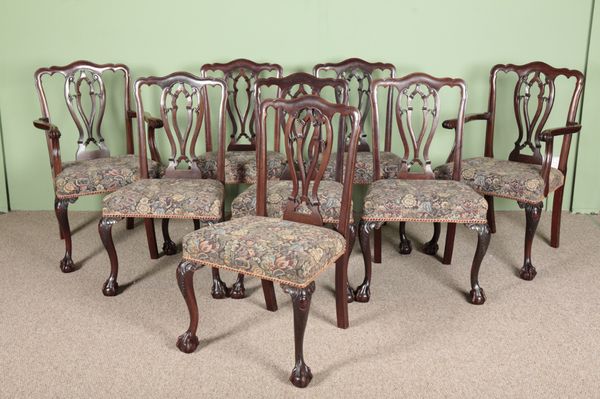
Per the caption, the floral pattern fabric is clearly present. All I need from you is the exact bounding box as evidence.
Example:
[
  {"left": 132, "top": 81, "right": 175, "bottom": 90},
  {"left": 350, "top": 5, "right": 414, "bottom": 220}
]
[
  {"left": 55, "top": 154, "right": 161, "bottom": 199},
  {"left": 434, "top": 157, "right": 564, "bottom": 204},
  {"left": 102, "top": 178, "right": 224, "bottom": 220},
  {"left": 231, "top": 180, "right": 353, "bottom": 224},
  {"left": 198, "top": 151, "right": 286, "bottom": 184},
  {"left": 362, "top": 179, "right": 488, "bottom": 223},
  {"left": 182, "top": 216, "right": 346, "bottom": 287},
  {"left": 323, "top": 151, "right": 402, "bottom": 184}
]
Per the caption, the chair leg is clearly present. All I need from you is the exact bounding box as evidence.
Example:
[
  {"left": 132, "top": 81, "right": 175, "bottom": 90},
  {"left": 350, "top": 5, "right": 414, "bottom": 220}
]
[
  {"left": 211, "top": 268, "right": 230, "bottom": 299},
  {"left": 442, "top": 223, "right": 457, "bottom": 265},
  {"left": 466, "top": 223, "right": 491, "bottom": 304},
  {"left": 230, "top": 274, "right": 246, "bottom": 299},
  {"left": 144, "top": 219, "right": 159, "bottom": 260},
  {"left": 176, "top": 260, "right": 202, "bottom": 353},
  {"left": 519, "top": 202, "right": 543, "bottom": 281},
  {"left": 99, "top": 217, "right": 122, "bottom": 296},
  {"left": 55, "top": 197, "right": 64, "bottom": 240},
  {"left": 373, "top": 227, "right": 382, "bottom": 263},
  {"left": 335, "top": 256, "right": 349, "bottom": 329},
  {"left": 485, "top": 195, "right": 496, "bottom": 234},
  {"left": 356, "top": 221, "right": 381, "bottom": 303},
  {"left": 282, "top": 282, "right": 315, "bottom": 388},
  {"left": 551, "top": 186, "right": 564, "bottom": 248},
  {"left": 161, "top": 219, "right": 177, "bottom": 256},
  {"left": 398, "top": 221, "right": 412, "bottom": 254},
  {"left": 261, "top": 280, "right": 278, "bottom": 311},
  {"left": 345, "top": 223, "right": 356, "bottom": 303},
  {"left": 422, "top": 222, "right": 441, "bottom": 255},
  {"left": 126, "top": 217, "right": 134, "bottom": 230},
  {"left": 55, "top": 197, "right": 75, "bottom": 273},
  {"left": 193, "top": 219, "right": 201, "bottom": 230}
]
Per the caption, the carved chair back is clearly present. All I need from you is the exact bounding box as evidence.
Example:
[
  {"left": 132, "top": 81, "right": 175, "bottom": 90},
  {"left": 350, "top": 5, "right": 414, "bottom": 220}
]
[
  {"left": 257, "top": 95, "right": 360, "bottom": 236},
  {"left": 255, "top": 72, "right": 349, "bottom": 179},
  {"left": 371, "top": 74, "right": 467, "bottom": 181},
  {"left": 313, "top": 58, "right": 396, "bottom": 152},
  {"left": 486, "top": 62, "right": 584, "bottom": 173},
  {"left": 34, "top": 60, "right": 135, "bottom": 165},
  {"left": 201, "top": 59, "right": 283, "bottom": 152},
  {"left": 134, "top": 73, "right": 227, "bottom": 182}
]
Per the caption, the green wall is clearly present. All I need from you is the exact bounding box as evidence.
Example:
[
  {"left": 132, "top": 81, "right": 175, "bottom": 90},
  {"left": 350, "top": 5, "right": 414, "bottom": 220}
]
[{"left": 0, "top": 0, "right": 597, "bottom": 213}]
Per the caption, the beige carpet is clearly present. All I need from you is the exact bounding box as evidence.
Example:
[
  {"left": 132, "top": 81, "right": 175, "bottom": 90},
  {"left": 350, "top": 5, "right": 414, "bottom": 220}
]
[{"left": 1, "top": 211, "right": 600, "bottom": 398}]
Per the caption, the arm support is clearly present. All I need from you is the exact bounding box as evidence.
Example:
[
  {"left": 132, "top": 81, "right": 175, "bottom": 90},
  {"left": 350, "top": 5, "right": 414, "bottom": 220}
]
[
  {"left": 33, "top": 117, "right": 63, "bottom": 176},
  {"left": 143, "top": 113, "right": 163, "bottom": 163},
  {"left": 540, "top": 123, "right": 581, "bottom": 196},
  {"left": 442, "top": 112, "right": 491, "bottom": 130}
]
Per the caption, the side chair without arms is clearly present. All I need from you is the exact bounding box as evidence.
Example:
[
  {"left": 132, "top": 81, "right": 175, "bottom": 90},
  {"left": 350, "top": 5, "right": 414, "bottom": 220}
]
[
  {"left": 434, "top": 62, "right": 584, "bottom": 280},
  {"left": 33, "top": 60, "right": 161, "bottom": 273},
  {"left": 227, "top": 72, "right": 356, "bottom": 306},
  {"left": 356, "top": 73, "right": 492, "bottom": 305},
  {"left": 199, "top": 59, "right": 284, "bottom": 184},
  {"left": 175, "top": 95, "right": 361, "bottom": 387},
  {"left": 98, "top": 72, "right": 231, "bottom": 297}
]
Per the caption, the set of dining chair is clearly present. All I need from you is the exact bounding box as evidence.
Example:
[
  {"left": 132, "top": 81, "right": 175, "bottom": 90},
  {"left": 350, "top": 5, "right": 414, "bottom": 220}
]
[{"left": 33, "top": 58, "right": 584, "bottom": 387}]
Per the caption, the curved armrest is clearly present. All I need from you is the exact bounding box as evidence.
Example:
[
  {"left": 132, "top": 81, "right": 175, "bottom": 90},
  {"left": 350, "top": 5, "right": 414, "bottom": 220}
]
[
  {"left": 144, "top": 112, "right": 163, "bottom": 129},
  {"left": 33, "top": 117, "right": 63, "bottom": 175},
  {"left": 33, "top": 118, "right": 61, "bottom": 138},
  {"left": 442, "top": 112, "right": 491, "bottom": 129},
  {"left": 539, "top": 123, "right": 581, "bottom": 142}
]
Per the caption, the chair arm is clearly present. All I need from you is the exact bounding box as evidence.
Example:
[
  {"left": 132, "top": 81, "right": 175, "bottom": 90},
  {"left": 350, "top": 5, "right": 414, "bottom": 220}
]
[
  {"left": 442, "top": 112, "right": 491, "bottom": 130},
  {"left": 33, "top": 117, "right": 63, "bottom": 175},
  {"left": 539, "top": 123, "right": 581, "bottom": 142},
  {"left": 144, "top": 112, "right": 163, "bottom": 129},
  {"left": 127, "top": 110, "right": 137, "bottom": 119}
]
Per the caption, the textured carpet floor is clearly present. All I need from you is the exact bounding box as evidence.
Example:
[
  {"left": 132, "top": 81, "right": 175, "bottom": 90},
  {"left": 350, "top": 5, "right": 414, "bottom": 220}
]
[{"left": 1, "top": 211, "right": 600, "bottom": 398}]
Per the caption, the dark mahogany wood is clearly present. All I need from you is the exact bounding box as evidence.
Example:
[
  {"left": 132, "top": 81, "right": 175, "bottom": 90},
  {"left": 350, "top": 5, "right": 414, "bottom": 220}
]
[
  {"left": 358, "top": 73, "right": 490, "bottom": 304},
  {"left": 98, "top": 217, "right": 120, "bottom": 296},
  {"left": 441, "top": 62, "right": 584, "bottom": 276},
  {"left": 161, "top": 219, "right": 177, "bottom": 256},
  {"left": 519, "top": 201, "right": 543, "bottom": 280},
  {"left": 201, "top": 59, "right": 283, "bottom": 151},
  {"left": 33, "top": 60, "right": 141, "bottom": 270},
  {"left": 176, "top": 260, "right": 202, "bottom": 353}
]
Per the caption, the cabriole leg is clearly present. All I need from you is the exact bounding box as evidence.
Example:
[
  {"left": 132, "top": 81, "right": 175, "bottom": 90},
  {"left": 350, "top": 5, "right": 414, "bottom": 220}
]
[
  {"left": 161, "top": 218, "right": 177, "bottom": 256},
  {"left": 466, "top": 223, "right": 491, "bottom": 304},
  {"left": 99, "top": 217, "right": 122, "bottom": 296},
  {"left": 346, "top": 223, "right": 356, "bottom": 303},
  {"left": 398, "top": 221, "right": 412, "bottom": 255},
  {"left": 176, "top": 260, "right": 202, "bottom": 353},
  {"left": 55, "top": 197, "right": 76, "bottom": 273},
  {"left": 355, "top": 221, "right": 381, "bottom": 303},
  {"left": 282, "top": 282, "right": 315, "bottom": 388},
  {"left": 422, "top": 222, "right": 441, "bottom": 255},
  {"left": 519, "top": 201, "right": 543, "bottom": 281},
  {"left": 230, "top": 274, "right": 246, "bottom": 299}
]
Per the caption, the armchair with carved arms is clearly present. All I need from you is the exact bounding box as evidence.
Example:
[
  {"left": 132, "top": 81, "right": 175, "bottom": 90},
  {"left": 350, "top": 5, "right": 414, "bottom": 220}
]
[
  {"left": 433, "top": 62, "right": 584, "bottom": 281},
  {"left": 33, "top": 61, "right": 161, "bottom": 274}
]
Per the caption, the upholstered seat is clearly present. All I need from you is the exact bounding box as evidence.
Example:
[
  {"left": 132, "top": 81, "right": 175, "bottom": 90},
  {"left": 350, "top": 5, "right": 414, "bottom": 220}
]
[
  {"left": 362, "top": 179, "right": 488, "bottom": 223},
  {"left": 323, "top": 151, "right": 402, "bottom": 184},
  {"left": 102, "top": 178, "right": 224, "bottom": 220},
  {"left": 231, "top": 180, "right": 353, "bottom": 223},
  {"left": 434, "top": 156, "right": 564, "bottom": 204},
  {"left": 55, "top": 154, "right": 161, "bottom": 199},
  {"left": 182, "top": 216, "right": 346, "bottom": 287},
  {"left": 198, "top": 150, "right": 286, "bottom": 184}
]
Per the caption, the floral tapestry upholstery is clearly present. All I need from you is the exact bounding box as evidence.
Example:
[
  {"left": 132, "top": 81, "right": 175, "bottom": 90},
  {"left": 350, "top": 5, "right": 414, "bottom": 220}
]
[
  {"left": 55, "top": 154, "right": 161, "bottom": 199},
  {"left": 182, "top": 216, "right": 346, "bottom": 287},
  {"left": 434, "top": 157, "right": 565, "bottom": 204},
  {"left": 198, "top": 150, "right": 286, "bottom": 184},
  {"left": 102, "top": 178, "right": 224, "bottom": 220},
  {"left": 362, "top": 179, "right": 488, "bottom": 223},
  {"left": 231, "top": 180, "right": 353, "bottom": 224},
  {"left": 323, "top": 151, "right": 402, "bottom": 184}
]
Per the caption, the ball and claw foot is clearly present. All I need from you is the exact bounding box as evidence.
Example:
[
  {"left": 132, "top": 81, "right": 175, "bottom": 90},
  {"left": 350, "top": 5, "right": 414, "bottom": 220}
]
[
  {"left": 176, "top": 331, "right": 199, "bottom": 354},
  {"left": 211, "top": 279, "right": 230, "bottom": 299},
  {"left": 230, "top": 281, "right": 246, "bottom": 299},
  {"left": 399, "top": 239, "right": 412, "bottom": 255},
  {"left": 289, "top": 360, "right": 313, "bottom": 388},
  {"left": 469, "top": 287, "right": 486, "bottom": 305},
  {"left": 102, "top": 277, "right": 119, "bottom": 297},
  {"left": 60, "top": 256, "right": 75, "bottom": 273},
  {"left": 422, "top": 241, "right": 439, "bottom": 256},
  {"left": 346, "top": 283, "right": 355, "bottom": 303},
  {"left": 162, "top": 240, "right": 177, "bottom": 256},
  {"left": 354, "top": 282, "right": 370, "bottom": 303},
  {"left": 520, "top": 262, "right": 537, "bottom": 281}
]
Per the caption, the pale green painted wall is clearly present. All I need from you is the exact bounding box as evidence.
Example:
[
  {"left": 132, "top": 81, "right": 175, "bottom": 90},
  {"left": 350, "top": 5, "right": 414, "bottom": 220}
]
[
  {"left": 0, "top": 0, "right": 596, "bottom": 212},
  {"left": 574, "top": 2, "right": 600, "bottom": 213},
  {"left": 0, "top": 113, "right": 8, "bottom": 212}
]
